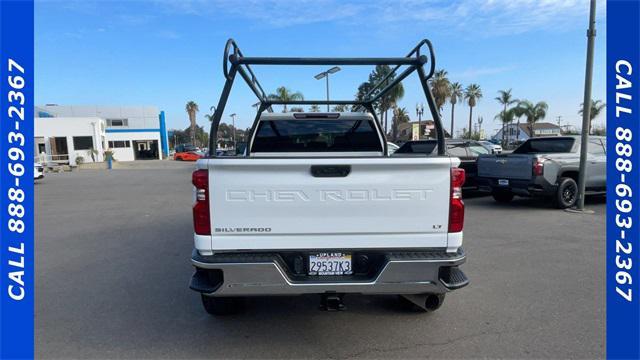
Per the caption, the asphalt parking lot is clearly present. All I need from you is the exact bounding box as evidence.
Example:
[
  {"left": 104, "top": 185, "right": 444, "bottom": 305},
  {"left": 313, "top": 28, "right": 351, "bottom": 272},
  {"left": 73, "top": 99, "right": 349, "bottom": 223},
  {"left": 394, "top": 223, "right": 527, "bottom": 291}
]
[{"left": 36, "top": 161, "right": 605, "bottom": 359}]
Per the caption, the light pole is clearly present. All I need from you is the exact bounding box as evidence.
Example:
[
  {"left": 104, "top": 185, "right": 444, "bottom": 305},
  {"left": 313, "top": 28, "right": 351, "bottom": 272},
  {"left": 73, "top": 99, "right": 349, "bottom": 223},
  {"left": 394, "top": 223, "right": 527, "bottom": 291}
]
[
  {"left": 416, "top": 103, "right": 424, "bottom": 140},
  {"left": 230, "top": 113, "right": 237, "bottom": 150},
  {"left": 576, "top": 0, "right": 597, "bottom": 211},
  {"left": 314, "top": 66, "right": 341, "bottom": 111}
]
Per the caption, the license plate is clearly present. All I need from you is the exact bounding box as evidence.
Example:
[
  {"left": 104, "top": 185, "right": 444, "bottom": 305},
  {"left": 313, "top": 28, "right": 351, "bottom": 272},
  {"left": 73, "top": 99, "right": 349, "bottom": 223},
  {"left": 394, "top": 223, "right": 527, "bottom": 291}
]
[
  {"left": 498, "top": 179, "right": 509, "bottom": 186},
  {"left": 309, "top": 253, "right": 352, "bottom": 276}
]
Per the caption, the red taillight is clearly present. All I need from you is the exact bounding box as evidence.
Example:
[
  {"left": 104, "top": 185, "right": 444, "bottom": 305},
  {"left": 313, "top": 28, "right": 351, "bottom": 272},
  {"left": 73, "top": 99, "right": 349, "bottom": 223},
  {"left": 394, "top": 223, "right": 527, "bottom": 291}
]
[
  {"left": 448, "top": 167, "right": 465, "bottom": 233},
  {"left": 192, "top": 169, "right": 210, "bottom": 235},
  {"left": 533, "top": 158, "right": 545, "bottom": 176}
]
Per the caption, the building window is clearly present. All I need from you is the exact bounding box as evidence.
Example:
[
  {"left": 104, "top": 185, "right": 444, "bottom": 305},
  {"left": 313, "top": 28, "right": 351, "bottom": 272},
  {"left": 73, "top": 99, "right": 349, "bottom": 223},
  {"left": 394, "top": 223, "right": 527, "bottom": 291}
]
[
  {"left": 108, "top": 140, "right": 130, "bottom": 148},
  {"left": 73, "top": 136, "right": 94, "bottom": 150},
  {"left": 107, "top": 118, "right": 128, "bottom": 127}
]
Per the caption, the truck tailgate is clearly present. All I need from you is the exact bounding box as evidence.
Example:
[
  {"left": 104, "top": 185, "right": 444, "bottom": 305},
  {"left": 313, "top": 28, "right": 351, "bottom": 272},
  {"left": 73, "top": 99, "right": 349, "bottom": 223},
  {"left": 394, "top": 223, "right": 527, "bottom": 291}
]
[
  {"left": 477, "top": 154, "right": 533, "bottom": 180},
  {"left": 203, "top": 157, "right": 454, "bottom": 251}
]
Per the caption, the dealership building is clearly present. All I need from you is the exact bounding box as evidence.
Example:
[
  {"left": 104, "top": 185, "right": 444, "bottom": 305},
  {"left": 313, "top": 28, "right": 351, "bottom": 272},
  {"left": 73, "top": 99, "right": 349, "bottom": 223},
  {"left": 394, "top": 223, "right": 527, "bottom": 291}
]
[{"left": 35, "top": 105, "right": 169, "bottom": 164}]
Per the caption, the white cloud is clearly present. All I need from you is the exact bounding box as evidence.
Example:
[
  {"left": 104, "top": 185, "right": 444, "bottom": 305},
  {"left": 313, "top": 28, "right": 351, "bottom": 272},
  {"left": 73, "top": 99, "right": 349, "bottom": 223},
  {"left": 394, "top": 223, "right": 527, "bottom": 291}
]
[
  {"left": 375, "top": 0, "right": 606, "bottom": 36},
  {"left": 153, "top": 0, "right": 365, "bottom": 27},
  {"left": 454, "top": 65, "right": 517, "bottom": 79},
  {"left": 151, "top": 0, "right": 605, "bottom": 35}
]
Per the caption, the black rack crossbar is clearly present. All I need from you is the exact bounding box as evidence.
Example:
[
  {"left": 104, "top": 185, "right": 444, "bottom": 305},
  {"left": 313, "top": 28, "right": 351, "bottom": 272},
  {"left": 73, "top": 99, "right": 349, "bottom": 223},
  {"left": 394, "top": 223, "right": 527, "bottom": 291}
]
[
  {"left": 208, "top": 38, "right": 446, "bottom": 157},
  {"left": 266, "top": 100, "right": 367, "bottom": 106},
  {"left": 233, "top": 56, "right": 423, "bottom": 66}
]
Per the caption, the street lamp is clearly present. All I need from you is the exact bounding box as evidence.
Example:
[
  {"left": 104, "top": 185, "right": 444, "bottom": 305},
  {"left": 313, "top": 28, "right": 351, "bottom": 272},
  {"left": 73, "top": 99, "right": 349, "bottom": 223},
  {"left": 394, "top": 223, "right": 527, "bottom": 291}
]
[
  {"left": 314, "top": 66, "right": 341, "bottom": 111},
  {"left": 416, "top": 103, "right": 424, "bottom": 140}
]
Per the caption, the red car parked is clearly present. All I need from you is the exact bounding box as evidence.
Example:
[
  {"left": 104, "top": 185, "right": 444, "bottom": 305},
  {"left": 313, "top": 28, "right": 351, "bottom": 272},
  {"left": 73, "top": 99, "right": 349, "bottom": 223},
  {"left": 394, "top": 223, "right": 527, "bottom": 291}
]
[{"left": 174, "top": 144, "right": 204, "bottom": 161}]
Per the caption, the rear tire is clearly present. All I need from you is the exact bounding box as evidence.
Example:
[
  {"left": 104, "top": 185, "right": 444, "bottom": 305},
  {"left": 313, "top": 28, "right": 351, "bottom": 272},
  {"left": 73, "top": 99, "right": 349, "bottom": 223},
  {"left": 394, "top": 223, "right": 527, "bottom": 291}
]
[
  {"left": 201, "top": 295, "right": 243, "bottom": 315},
  {"left": 555, "top": 177, "right": 578, "bottom": 209},
  {"left": 175, "top": 156, "right": 183, "bottom": 161},
  {"left": 492, "top": 190, "right": 514, "bottom": 203}
]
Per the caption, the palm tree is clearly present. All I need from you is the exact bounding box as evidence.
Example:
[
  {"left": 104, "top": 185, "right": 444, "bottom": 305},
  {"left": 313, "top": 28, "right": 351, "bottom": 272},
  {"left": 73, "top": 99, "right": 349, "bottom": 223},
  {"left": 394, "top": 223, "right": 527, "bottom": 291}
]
[
  {"left": 374, "top": 65, "right": 405, "bottom": 134},
  {"left": 385, "top": 82, "right": 404, "bottom": 133},
  {"left": 185, "top": 101, "right": 199, "bottom": 145},
  {"left": 309, "top": 104, "right": 321, "bottom": 112},
  {"left": 494, "top": 108, "right": 515, "bottom": 142},
  {"left": 579, "top": 99, "right": 606, "bottom": 134},
  {"left": 268, "top": 86, "right": 304, "bottom": 113},
  {"left": 449, "top": 82, "right": 463, "bottom": 138},
  {"left": 464, "top": 84, "right": 482, "bottom": 139},
  {"left": 355, "top": 65, "right": 404, "bottom": 132},
  {"left": 391, "top": 106, "right": 410, "bottom": 141},
  {"left": 516, "top": 100, "right": 548, "bottom": 138},
  {"left": 495, "top": 89, "right": 518, "bottom": 146},
  {"left": 430, "top": 69, "right": 451, "bottom": 114},
  {"left": 204, "top": 106, "right": 217, "bottom": 122},
  {"left": 384, "top": 82, "right": 404, "bottom": 134}
]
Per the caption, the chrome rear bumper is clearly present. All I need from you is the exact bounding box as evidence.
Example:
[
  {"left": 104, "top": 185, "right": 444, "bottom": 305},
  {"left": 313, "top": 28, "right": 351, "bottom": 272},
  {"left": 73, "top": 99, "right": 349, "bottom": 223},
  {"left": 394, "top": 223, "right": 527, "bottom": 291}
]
[{"left": 190, "top": 249, "right": 467, "bottom": 296}]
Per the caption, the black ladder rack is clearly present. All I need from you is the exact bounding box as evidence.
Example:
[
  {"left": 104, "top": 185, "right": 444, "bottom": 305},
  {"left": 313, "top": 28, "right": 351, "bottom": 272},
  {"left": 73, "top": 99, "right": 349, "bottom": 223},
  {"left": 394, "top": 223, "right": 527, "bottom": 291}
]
[{"left": 208, "top": 38, "right": 446, "bottom": 156}]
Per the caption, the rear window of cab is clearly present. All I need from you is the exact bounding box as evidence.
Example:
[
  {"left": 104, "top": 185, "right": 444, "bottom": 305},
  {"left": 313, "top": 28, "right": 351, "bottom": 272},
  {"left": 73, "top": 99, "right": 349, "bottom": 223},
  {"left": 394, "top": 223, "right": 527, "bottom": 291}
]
[
  {"left": 513, "top": 138, "right": 575, "bottom": 154},
  {"left": 251, "top": 119, "right": 383, "bottom": 153}
]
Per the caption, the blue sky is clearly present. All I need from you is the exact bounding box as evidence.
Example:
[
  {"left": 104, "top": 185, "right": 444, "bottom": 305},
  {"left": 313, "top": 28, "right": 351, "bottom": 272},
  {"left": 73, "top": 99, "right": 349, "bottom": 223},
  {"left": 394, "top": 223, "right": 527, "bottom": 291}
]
[{"left": 35, "top": 0, "right": 607, "bottom": 136}]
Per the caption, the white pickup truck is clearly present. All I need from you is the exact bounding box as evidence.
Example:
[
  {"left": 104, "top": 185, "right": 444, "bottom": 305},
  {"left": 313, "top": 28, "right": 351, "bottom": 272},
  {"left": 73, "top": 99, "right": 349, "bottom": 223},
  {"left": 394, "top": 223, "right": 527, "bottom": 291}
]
[{"left": 189, "top": 39, "right": 468, "bottom": 314}]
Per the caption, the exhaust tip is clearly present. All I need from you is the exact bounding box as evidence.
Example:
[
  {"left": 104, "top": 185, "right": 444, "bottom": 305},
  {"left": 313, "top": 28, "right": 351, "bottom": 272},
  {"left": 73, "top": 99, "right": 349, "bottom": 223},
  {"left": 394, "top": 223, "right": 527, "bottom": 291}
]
[{"left": 425, "top": 294, "right": 444, "bottom": 311}]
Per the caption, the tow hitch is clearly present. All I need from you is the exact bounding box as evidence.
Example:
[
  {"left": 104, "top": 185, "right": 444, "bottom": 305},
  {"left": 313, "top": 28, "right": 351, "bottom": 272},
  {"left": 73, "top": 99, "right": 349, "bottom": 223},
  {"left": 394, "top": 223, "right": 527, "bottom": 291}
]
[{"left": 320, "top": 293, "right": 345, "bottom": 311}]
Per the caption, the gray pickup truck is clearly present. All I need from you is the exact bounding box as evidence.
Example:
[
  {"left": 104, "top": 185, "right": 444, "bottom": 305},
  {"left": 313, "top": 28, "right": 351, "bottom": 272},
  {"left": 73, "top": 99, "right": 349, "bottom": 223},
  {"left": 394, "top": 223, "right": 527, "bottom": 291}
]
[{"left": 477, "top": 136, "right": 606, "bottom": 208}]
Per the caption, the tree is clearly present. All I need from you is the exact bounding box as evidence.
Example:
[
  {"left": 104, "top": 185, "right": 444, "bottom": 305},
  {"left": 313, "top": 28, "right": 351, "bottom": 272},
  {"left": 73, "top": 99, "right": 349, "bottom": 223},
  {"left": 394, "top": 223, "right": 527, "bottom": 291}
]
[
  {"left": 579, "top": 99, "right": 606, "bottom": 134},
  {"left": 515, "top": 100, "right": 548, "bottom": 138},
  {"left": 171, "top": 124, "right": 208, "bottom": 149},
  {"left": 185, "top": 101, "right": 199, "bottom": 145},
  {"left": 591, "top": 124, "right": 606, "bottom": 136},
  {"left": 268, "top": 86, "right": 304, "bottom": 113},
  {"left": 194, "top": 124, "right": 209, "bottom": 147},
  {"left": 464, "top": 84, "right": 482, "bottom": 139},
  {"left": 355, "top": 65, "right": 404, "bottom": 133},
  {"left": 215, "top": 122, "right": 247, "bottom": 149},
  {"left": 204, "top": 106, "right": 217, "bottom": 122},
  {"left": 331, "top": 104, "right": 349, "bottom": 112},
  {"left": 461, "top": 127, "right": 481, "bottom": 140},
  {"left": 391, "top": 107, "right": 410, "bottom": 141},
  {"left": 289, "top": 106, "right": 304, "bottom": 112},
  {"left": 430, "top": 69, "right": 451, "bottom": 114},
  {"left": 494, "top": 108, "right": 515, "bottom": 143},
  {"left": 495, "top": 89, "right": 518, "bottom": 146},
  {"left": 383, "top": 78, "right": 405, "bottom": 134},
  {"left": 309, "top": 104, "right": 321, "bottom": 112},
  {"left": 449, "top": 82, "right": 463, "bottom": 138}
]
